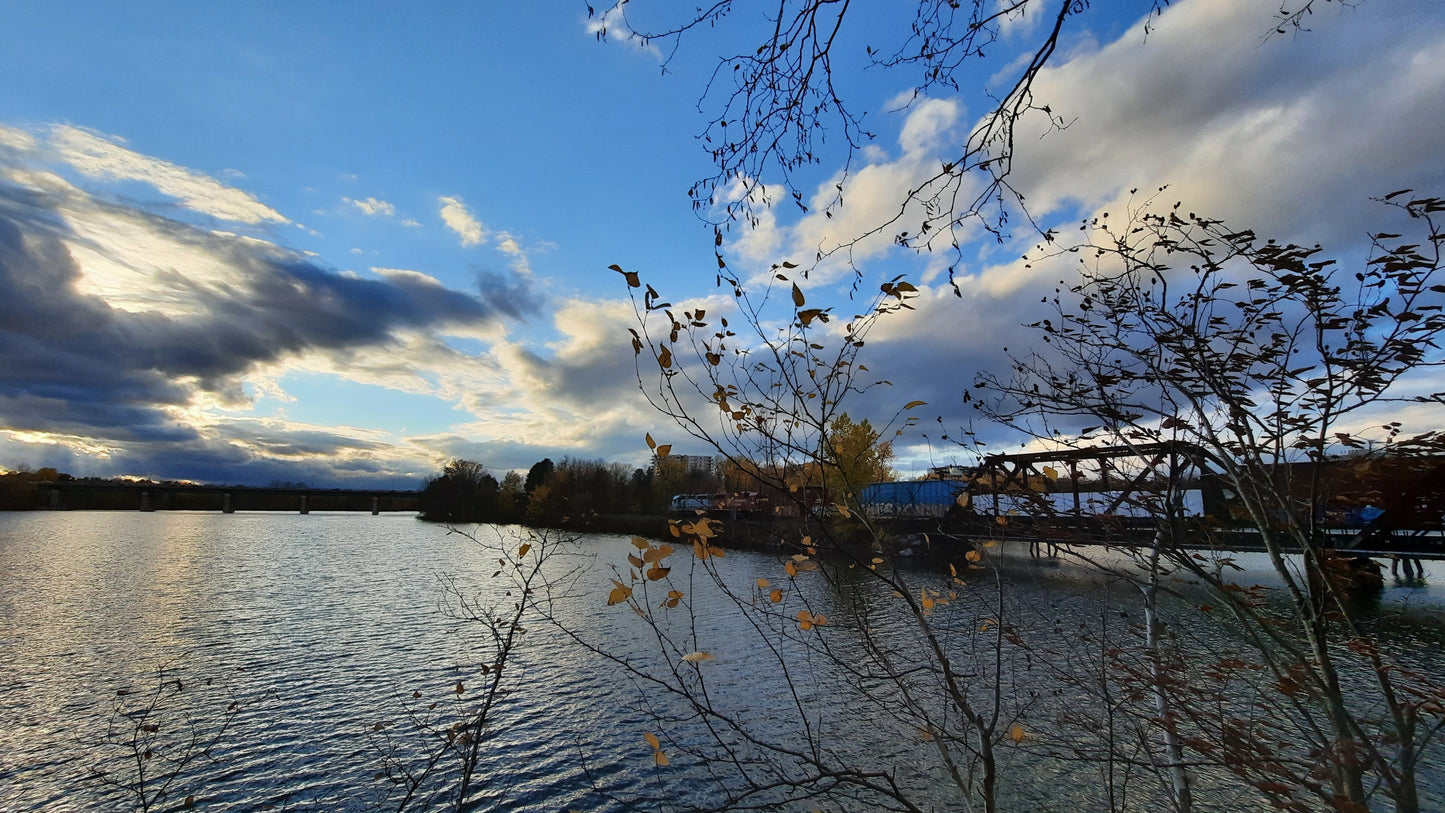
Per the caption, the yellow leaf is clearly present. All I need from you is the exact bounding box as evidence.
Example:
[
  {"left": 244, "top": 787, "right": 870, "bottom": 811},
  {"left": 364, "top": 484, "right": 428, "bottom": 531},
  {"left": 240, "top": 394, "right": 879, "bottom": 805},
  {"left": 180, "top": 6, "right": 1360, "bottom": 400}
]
[
  {"left": 949, "top": 563, "right": 958, "bottom": 577},
  {"left": 681, "top": 651, "right": 715, "bottom": 664},
  {"left": 956, "top": 492, "right": 971, "bottom": 508},
  {"left": 667, "top": 523, "right": 681, "bottom": 538},
  {"left": 607, "top": 585, "right": 633, "bottom": 605},
  {"left": 632, "top": 536, "right": 650, "bottom": 549},
  {"left": 1042, "top": 466, "right": 1058, "bottom": 480},
  {"left": 792, "top": 282, "right": 805, "bottom": 307},
  {"left": 871, "top": 557, "right": 885, "bottom": 565},
  {"left": 668, "top": 590, "right": 685, "bottom": 599},
  {"left": 628, "top": 554, "right": 644, "bottom": 568},
  {"left": 965, "top": 549, "right": 982, "bottom": 562},
  {"left": 922, "top": 597, "right": 935, "bottom": 612},
  {"left": 796, "top": 610, "right": 814, "bottom": 630},
  {"left": 655, "top": 444, "right": 672, "bottom": 457},
  {"left": 996, "top": 515, "right": 1009, "bottom": 526},
  {"left": 836, "top": 504, "right": 852, "bottom": 518},
  {"left": 644, "top": 731, "right": 661, "bottom": 750},
  {"left": 769, "top": 589, "right": 783, "bottom": 603},
  {"left": 518, "top": 543, "right": 531, "bottom": 557},
  {"left": 1008, "top": 724, "right": 1026, "bottom": 744},
  {"left": 784, "top": 561, "right": 798, "bottom": 577},
  {"left": 904, "top": 400, "right": 927, "bottom": 409},
  {"left": 756, "top": 577, "right": 771, "bottom": 589},
  {"left": 654, "top": 750, "right": 670, "bottom": 766},
  {"left": 646, "top": 564, "right": 670, "bottom": 581},
  {"left": 983, "top": 540, "right": 998, "bottom": 548},
  {"left": 645, "top": 433, "right": 656, "bottom": 450}
]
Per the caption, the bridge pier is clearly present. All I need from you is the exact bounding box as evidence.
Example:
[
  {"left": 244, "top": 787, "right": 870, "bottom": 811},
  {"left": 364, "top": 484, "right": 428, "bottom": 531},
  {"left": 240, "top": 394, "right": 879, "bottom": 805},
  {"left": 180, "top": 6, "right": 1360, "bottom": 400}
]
[
  {"left": 223, "top": 493, "right": 234, "bottom": 514},
  {"left": 299, "top": 495, "right": 308, "bottom": 515},
  {"left": 140, "top": 490, "right": 154, "bottom": 512},
  {"left": 49, "top": 489, "right": 60, "bottom": 510},
  {"left": 371, "top": 496, "right": 379, "bottom": 516}
]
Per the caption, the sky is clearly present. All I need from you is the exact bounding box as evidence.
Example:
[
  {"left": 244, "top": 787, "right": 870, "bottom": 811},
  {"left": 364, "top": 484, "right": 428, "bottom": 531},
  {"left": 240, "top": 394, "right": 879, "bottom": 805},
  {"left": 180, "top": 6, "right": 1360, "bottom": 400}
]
[{"left": 0, "top": 0, "right": 1442, "bottom": 488}]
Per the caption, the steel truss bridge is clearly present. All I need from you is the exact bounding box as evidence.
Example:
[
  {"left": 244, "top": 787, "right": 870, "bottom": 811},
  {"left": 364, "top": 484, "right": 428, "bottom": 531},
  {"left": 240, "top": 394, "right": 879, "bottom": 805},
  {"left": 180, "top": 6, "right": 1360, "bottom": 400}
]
[{"left": 928, "top": 442, "right": 1445, "bottom": 561}]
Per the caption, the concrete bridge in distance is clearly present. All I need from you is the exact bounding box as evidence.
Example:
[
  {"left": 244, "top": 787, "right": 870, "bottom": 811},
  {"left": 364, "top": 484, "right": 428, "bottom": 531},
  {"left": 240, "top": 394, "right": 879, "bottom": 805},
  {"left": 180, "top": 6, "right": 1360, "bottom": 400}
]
[{"left": 37, "top": 480, "right": 421, "bottom": 514}]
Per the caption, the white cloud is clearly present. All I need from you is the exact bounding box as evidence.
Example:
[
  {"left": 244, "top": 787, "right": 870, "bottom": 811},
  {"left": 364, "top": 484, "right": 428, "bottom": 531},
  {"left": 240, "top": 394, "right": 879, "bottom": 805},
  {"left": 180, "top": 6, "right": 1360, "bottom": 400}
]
[
  {"left": 724, "top": 96, "right": 973, "bottom": 285},
  {"left": 371, "top": 266, "right": 444, "bottom": 287},
  {"left": 49, "top": 125, "right": 288, "bottom": 225},
  {"left": 344, "top": 195, "right": 396, "bottom": 217},
  {"left": 1005, "top": 0, "right": 1445, "bottom": 246},
  {"left": 438, "top": 194, "right": 486, "bottom": 246},
  {"left": 0, "top": 124, "right": 38, "bottom": 152},
  {"left": 493, "top": 230, "right": 535, "bottom": 276},
  {"left": 584, "top": 3, "right": 663, "bottom": 58}
]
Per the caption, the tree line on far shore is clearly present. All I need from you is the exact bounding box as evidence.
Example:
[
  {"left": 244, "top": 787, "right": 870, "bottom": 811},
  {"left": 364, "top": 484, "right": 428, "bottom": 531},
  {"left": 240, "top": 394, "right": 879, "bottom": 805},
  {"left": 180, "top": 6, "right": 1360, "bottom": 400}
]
[{"left": 418, "top": 412, "right": 895, "bottom": 525}]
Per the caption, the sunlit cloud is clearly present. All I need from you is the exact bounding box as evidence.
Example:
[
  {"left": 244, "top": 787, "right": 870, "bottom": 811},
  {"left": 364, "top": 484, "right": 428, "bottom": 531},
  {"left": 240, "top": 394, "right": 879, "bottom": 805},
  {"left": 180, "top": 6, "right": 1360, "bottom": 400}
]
[
  {"left": 345, "top": 195, "right": 396, "bottom": 217},
  {"left": 438, "top": 194, "right": 486, "bottom": 246},
  {"left": 0, "top": 134, "right": 543, "bottom": 485},
  {"left": 49, "top": 125, "right": 289, "bottom": 225}
]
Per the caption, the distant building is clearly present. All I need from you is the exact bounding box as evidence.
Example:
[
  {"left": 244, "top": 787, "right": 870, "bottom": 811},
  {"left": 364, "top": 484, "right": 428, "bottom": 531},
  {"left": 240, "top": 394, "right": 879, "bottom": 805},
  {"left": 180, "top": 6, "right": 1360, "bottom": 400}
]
[
  {"left": 654, "top": 454, "right": 717, "bottom": 475},
  {"left": 926, "top": 464, "right": 978, "bottom": 480}
]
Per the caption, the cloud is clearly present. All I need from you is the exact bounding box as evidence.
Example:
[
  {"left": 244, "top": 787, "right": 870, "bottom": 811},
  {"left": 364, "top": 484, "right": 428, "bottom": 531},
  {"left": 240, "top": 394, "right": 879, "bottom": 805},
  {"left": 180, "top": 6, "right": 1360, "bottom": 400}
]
[
  {"left": 48, "top": 125, "right": 288, "bottom": 225},
  {"left": 1005, "top": 0, "right": 1445, "bottom": 246},
  {"left": 584, "top": 4, "right": 663, "bottom": 58},
  {"left": 0, "top": 145, "right": 541, "bottom": 485},
  {"left": 345, "top": 195, "right": 396, "bottom": 217},
  {"left": 722, "top": 96, "right": 974, "bottom": 286},
  {"left": 438, "top": 194, "right": 486, "bottom": 246}
]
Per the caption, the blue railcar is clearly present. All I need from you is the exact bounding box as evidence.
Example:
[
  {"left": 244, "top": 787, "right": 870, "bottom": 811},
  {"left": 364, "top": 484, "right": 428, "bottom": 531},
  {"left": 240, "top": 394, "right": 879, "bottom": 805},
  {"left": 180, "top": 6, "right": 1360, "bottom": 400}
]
[{"left": 861, "top": 480, "right": 969, "bottom": 518}]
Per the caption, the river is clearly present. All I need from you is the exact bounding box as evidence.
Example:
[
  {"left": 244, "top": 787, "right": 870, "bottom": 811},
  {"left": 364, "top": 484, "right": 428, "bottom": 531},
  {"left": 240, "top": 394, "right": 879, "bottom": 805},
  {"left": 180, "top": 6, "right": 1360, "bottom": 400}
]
[{"left": 1, "top": 511, "right": 1442, "bottom": 811}]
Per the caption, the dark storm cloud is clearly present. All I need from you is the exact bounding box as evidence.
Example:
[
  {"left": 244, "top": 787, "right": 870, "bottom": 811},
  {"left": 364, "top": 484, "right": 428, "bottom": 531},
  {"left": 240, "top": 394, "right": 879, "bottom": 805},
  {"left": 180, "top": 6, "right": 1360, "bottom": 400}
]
[{"left": 0, "top": 179, "right": 538, "bottom": 479}]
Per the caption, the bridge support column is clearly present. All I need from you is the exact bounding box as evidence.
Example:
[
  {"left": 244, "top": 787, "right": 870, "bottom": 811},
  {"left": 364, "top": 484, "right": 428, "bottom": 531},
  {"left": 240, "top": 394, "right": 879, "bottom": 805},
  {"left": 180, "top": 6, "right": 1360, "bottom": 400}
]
[
  {"left": 49, "top": 490, "right": 60, "bottom": 510},
  {"left": 299, "top": 495, "right": 309, "bottom": 515},
  {"left": 371, "top": 496, "right": 379, "bottom": 515},
  {"left": 223, "top": 493, "right": 234, "bottom": 514},
  {"left": 140, "top": 491, "right": 154, "bottom": 512}
]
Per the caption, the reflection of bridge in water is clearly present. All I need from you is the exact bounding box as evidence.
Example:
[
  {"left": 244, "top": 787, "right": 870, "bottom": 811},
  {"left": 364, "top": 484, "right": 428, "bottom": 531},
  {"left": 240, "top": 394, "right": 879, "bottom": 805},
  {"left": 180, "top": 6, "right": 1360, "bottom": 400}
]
[
  {"left": 37, "top": 481, "right": 421, "bottom": 515},
  {"left": 874, "top": 443, "right": 1445, "bottom": 562}
]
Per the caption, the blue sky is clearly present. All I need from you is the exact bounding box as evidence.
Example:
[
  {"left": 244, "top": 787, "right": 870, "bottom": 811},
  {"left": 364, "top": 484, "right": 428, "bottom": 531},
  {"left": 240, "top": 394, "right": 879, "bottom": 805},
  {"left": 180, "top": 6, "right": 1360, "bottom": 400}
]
[{"left": 1, "top": 1, "right": 1443, "bottom": 487}]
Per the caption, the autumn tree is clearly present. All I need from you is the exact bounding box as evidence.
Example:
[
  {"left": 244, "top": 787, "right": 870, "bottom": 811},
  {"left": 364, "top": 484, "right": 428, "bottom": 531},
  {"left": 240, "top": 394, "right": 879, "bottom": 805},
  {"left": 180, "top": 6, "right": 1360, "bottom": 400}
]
[
  {"left": 592, "top": 251, "right": 1038, "bottom": 811},
  {"left": 974, "top": 192, "right": 1445, "bottom": 812},
  {"left": 821, "top": 411, "right": 895, "bottom": 509}
]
